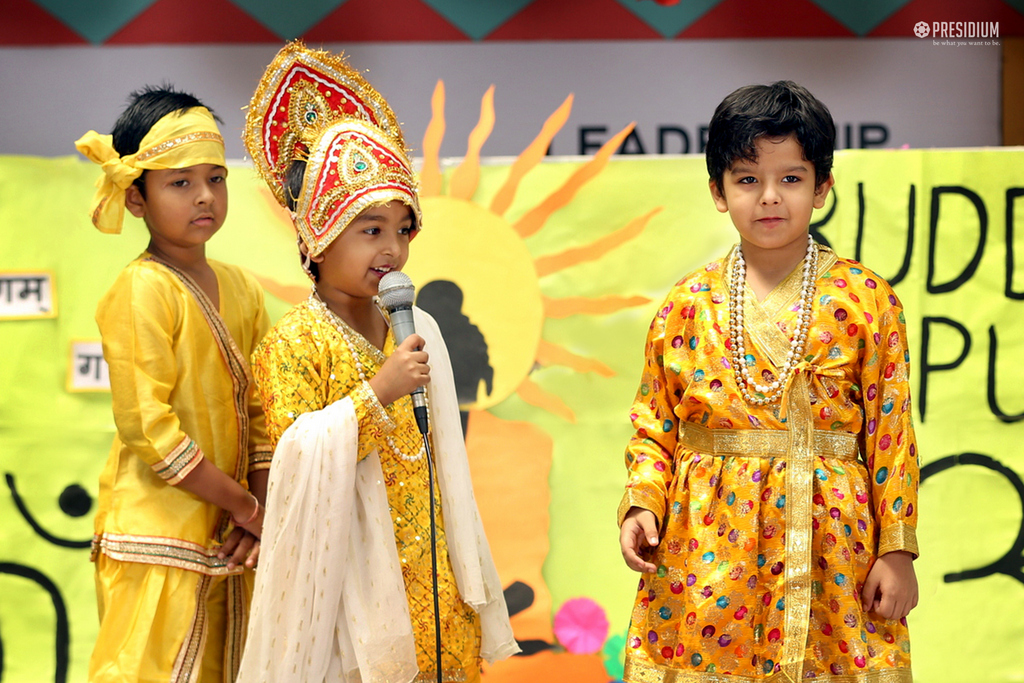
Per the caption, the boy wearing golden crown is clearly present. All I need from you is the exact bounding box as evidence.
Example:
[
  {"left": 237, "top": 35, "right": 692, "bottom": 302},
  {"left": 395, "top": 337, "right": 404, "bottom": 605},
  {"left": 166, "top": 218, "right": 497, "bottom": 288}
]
[
  {"left": 236, "top": 43, "right": 519, "bottom": 682},
  {"left": 76, "top": 87, "right": 272, "bottom": 682}
]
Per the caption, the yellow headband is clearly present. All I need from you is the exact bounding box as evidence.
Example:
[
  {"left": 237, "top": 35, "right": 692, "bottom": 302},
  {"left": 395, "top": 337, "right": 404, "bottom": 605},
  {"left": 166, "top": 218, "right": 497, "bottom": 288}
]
[{"left": 74, "top": 107, "right": 225, "bottom": 234}]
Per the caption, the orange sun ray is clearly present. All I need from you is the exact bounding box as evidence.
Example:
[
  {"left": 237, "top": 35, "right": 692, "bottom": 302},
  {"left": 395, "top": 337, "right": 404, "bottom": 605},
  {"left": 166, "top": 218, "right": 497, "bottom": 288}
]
[
  {"left": 258, "top": 186, "right": 297, "bottom": 236},
  {"left": 419, "top": 80, "right": 446, "bottom": 198},
  {"left": 512, "top": 122, "right": 636, "bottom": 239},
  {"left": 516, "top": 376, "right": 576, "bottom": 423},
  {"left": 449, "top": 85, "right": 496, "bottom": 201},
  {"left": 489, "top": 94, "right": 574, "bottom": 218},
  {"left": 533, "top": 207, "right": 662, "bottom": 277},
  {"left": 535, "top": 339, "right": 614, "bottom": 377},
  {"left": 542, "top": 294, "right": 651, "bottom": 319},
  {"left": 248, "top": 272, "right": 308, "bottom": 306}
]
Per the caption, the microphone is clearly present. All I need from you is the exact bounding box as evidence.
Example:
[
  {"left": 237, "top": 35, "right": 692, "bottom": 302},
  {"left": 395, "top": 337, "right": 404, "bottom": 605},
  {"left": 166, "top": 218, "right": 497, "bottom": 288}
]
[{"left": 378, "top": 271, "right": 430, "bottom": 435}]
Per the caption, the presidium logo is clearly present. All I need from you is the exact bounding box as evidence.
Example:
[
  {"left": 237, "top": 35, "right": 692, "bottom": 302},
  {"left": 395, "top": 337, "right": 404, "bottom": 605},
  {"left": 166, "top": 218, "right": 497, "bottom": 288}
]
[{"left": 914, "top": 20, "right": 1000, "bottom": 42}]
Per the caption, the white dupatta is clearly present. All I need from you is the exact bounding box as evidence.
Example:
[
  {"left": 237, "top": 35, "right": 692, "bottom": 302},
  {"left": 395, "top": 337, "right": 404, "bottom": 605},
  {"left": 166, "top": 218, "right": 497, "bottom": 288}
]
[{"left": 238, "top": 308, "right": 519, "bottom": 682}]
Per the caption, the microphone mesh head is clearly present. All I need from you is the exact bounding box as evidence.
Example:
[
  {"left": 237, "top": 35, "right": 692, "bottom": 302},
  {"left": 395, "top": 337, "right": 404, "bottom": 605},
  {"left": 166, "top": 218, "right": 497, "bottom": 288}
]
[{"left": 378, "top": 271, "right": 415, "bottom": 310}]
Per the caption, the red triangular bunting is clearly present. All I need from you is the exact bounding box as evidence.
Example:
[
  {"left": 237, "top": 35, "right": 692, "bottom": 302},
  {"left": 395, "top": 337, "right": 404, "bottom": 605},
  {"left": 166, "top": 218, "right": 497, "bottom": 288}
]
[
  {"left": 486, "top": 0, "right": 661, "bottom": 40},
  {"left": 0, "top": 0, "right": 87, "bottom": 44},
  {"left": 303, "top": 0, "right": 469, "bottom": 42},
  {"left": 107, "top": 0, "right": 280, "bottom": 44}
]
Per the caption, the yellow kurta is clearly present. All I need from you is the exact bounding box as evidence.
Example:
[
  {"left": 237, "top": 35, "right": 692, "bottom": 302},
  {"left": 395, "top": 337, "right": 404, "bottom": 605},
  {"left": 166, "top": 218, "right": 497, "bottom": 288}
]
[
  {"left": 91, "top": 254, "right": 272, "bottom": 682},
  {"left": 251, "top": 295, "right": 482, "bottom": 682},
  {"left": 620, "top": 245, "right": 918, "bottom": 682}
]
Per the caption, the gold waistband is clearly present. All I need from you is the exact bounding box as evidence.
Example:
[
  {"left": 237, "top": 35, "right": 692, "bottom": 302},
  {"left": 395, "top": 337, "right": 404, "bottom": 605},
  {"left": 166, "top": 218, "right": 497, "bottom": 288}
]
[{"left": 679, "top": 421, "right": 860, "bottom": 461}]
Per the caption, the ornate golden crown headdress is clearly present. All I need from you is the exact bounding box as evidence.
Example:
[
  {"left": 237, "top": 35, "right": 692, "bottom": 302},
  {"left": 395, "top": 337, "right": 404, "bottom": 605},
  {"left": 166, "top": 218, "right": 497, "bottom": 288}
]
[{"left": 244, "top": 41, "right": 421, "bottom": 256}]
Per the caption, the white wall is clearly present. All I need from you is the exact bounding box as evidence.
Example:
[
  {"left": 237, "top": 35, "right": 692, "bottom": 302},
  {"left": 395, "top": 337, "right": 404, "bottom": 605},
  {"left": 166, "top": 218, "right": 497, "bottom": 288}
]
[{"left": 0, "top": 39, "right": 1001, "bottom": 159}]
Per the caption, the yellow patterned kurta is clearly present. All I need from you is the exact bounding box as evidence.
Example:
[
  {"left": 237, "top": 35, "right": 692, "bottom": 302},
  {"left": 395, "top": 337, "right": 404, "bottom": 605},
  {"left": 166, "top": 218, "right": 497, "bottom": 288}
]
[
  {"left": 91, "top": 254, "right": 272, "bottom": 682},
  {"left": 251, "top": 295, "right": 482, "bottom": 682},
  {"left": 620, "top": 245, "right": 919, "bottom": 682}
]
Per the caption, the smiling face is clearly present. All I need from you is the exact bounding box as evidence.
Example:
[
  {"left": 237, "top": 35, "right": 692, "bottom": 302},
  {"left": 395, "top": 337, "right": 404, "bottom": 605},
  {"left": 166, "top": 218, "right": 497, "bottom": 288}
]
[
  {"left": 127, "top": 164, "right": 228, "bottom": 252},
  {"left": 311, "top": 200, "right": 417, "bottom": 303},
  {"left": 709, "top": 133, "right": 833, "bottom": 265}
]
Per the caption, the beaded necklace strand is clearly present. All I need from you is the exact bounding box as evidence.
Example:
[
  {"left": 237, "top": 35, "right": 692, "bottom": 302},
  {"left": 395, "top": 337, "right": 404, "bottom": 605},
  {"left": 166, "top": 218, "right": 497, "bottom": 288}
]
[
  {"left": 309, "top": 291, "right": 426, "bottom": 462},
  {"left": 727, "top": 234, "right": 819, "bottom": 406}
]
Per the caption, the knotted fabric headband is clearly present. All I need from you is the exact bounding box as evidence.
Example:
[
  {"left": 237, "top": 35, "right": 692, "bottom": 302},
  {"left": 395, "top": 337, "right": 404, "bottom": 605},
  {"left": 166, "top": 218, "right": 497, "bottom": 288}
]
[{"left": 75, "top": 107, "right": 225, "bottom": 234}]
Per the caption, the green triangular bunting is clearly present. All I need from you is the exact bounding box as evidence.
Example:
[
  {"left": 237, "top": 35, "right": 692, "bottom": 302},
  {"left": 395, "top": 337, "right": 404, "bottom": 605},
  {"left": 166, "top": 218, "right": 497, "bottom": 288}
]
[
  {"left": 31, "top": 0, "right": 156, "bottom": 43},
  {"left": 810, "top": 0, "right": 912, "bottom": 35},
  {"left": 228, "top": 0, "right": 348, "bottom": 39},
  {"left": 419, "top": 0, "right": 537, "bottom": 40},
  {"left": 614, "top": 0, "right": 725, "bottom": 39}
]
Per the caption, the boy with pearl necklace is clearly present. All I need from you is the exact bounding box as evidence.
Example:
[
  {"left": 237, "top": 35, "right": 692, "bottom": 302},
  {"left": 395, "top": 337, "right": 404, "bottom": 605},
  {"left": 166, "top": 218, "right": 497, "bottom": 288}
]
[{"left": 618, "top": 81, "right": 919, "bottom": 682}]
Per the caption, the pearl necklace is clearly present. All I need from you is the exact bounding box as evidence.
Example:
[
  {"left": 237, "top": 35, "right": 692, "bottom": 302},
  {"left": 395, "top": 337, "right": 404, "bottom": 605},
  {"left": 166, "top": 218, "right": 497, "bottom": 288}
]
[
  {"left": 727, "top": 234, "right": 818, "bottom": 406},
  {"left": 310, "top": 291, "right": 426, "bottom": 462}
]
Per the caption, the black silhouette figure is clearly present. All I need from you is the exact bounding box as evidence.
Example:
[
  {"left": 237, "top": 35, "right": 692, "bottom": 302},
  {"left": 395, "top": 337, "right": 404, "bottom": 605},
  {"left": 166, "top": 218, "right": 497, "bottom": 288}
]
[
  {"left": 415, "top": 280, "right": 554, "bottom": 656},
  {"left": 416, "top": 280, "right": 494, "bottom": 437},
  {"left": 3, "top": 473, "right": 93, "bottom": 682}
]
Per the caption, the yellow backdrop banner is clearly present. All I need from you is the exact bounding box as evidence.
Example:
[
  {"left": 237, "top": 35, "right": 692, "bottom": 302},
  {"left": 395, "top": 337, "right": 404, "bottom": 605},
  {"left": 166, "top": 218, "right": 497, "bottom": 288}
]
[{"left": 0, "top": 147, "right": 1022, "bottom": 682}]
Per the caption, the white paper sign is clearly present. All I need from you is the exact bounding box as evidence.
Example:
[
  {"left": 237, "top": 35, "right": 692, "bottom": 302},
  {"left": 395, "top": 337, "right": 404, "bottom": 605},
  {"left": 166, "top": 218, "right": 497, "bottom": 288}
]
[
  {"left": 0, "top": 271, "right": 56, "bottom": 319},
  {"left": 68, "top": 340, "right": 110, "bottom": 392}
]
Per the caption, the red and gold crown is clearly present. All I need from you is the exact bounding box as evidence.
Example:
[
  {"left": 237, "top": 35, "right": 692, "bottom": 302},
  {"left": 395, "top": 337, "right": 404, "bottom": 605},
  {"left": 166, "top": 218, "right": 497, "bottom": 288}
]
[{"left": 244, "top": 41, "right": 421, "bottom": 256}]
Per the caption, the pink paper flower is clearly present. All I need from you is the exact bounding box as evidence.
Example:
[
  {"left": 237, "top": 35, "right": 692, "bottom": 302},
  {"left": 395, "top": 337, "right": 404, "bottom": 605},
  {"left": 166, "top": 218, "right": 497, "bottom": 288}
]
[{"left": 553, "top": 597, "right": 610, "bottom": 654}]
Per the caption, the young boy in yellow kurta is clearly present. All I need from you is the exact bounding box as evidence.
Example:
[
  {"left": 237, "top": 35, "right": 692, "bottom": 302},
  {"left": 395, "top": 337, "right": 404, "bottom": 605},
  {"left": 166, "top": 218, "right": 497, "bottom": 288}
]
[
  {"left": 618, "top": 82, "right": 919, "bottom": 682},
  {"left": 76, "top": 87, "right": 272, "bottom": 682},
  {"left": 235, "top": 42, "right": 518, "bottom": 683}
]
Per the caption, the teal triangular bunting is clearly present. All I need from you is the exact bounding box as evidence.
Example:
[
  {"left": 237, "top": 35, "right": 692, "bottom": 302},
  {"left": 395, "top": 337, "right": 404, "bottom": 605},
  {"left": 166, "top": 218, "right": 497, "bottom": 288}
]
[
  {"left": 419, "top": 0, "right": 537, "bottom": 40},
  {"left": 614, "top": 0, "right": 725, "bottom": 39},
  {"left": 810, "top": 0, "right": 911, "bottom": 35},
  {"left": 31, "top": 0, "right": 156, "bottom": 43},
  {"left": 1002, "top": 0, "right": 1024, "bottom": 15},
  {"left": 228, "top": 0, "right": 348, "bottom": 39}
]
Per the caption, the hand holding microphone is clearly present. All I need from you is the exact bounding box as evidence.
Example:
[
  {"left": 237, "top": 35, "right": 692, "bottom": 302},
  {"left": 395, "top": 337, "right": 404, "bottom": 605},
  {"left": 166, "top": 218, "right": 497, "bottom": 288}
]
[{"left": 375, "top": 271, "right": 431, "bottom": 434}]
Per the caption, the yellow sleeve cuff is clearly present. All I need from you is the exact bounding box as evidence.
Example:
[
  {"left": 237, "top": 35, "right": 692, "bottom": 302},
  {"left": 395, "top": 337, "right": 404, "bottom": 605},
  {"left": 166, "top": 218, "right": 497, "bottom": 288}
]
[
  {"left": 617, "top": 487, "right": 666, "bottom": 528},
  {"left": 878, "top": 522, "right": 919, "bottom": 558},
  {"left": 153, "top": 436, "right": 203, "bottom": 484}
]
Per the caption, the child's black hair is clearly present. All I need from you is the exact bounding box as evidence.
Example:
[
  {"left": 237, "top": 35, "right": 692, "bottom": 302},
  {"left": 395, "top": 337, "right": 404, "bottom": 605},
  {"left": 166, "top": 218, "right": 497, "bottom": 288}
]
[
  {"left": 705, "top": 81, "right": 836, "bottom": 193},
  {"left": 284, "top": 159, "right": 320, "bottom": 281},
  {"left": 110, "top": 85, "right": 219, "bottom": 195}
]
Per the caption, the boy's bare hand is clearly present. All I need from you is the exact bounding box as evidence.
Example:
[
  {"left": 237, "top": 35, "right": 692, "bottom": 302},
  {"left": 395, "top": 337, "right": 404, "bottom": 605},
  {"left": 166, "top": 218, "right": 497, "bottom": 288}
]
[
  {"left": 620, "top": 506, "right": 659, "bottom": 573},
  {"left": 218, "top": 528, "right": 261, "bottom": 570},
  {"left": 369, "top": 334, "right": 429, "bottom": 406},
  {"left": 861, "top": 550, "right": 918, "bottom": 620}
]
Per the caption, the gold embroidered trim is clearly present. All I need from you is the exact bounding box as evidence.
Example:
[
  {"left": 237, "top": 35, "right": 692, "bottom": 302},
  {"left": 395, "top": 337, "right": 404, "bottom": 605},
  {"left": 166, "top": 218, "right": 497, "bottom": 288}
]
[
  {"left": 764, "top": 243, "right": 838, "bottom": 317},
  {"left": 308, "top": 291, "right": 388, "bottom": 366},
  {"left": 353, "top": 379, "right": 397, "bottom": 434},
  {"left": 170, "top": 574, "right": 212, "bottom": 682},
  {"left": 94, "top": 533, "right": 244, "bottom": 576},
  {"left": 135, "top": 131, "right": 224, "bottom": 162},
  {"left": 780, "top": 372, "right": 814, "bottom": 681},
  {"left": 617, "top": 488, "right": 666, "bottom": 527},
  {"left": 248, "top": 446, "right": 275, "bottom": 472},
  {"left": 225, "top": 575, "right": 247, "bottom": 681},
  {"left": 679, "top": 422, "right": 859, "bottom": 461},
  {"left": 155, "top": 436, "right": 204, "bottom": 484},
  {"left": 147, "top": 257, "right": 253, "bottom": 542},
  {"left": 623, "top": 658, "right": 913, "bottom": 683},
  {"left": 879, "top": 522, "right": 919, "bottom": 557}
]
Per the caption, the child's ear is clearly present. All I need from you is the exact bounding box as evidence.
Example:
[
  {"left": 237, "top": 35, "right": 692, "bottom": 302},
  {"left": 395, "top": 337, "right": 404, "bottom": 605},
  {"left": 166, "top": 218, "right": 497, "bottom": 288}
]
[
  {"left": 709, "top": 179, "right": 729, "bottom": 213},
  {"left": 813, "top": 173, "right": 835, "bottom": 209},
  {"left": 125, "top": 184, "right": 146, "bottom": 218},
  {"left": 299, "top": 239, "right": 325, "bottom": 264}
]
